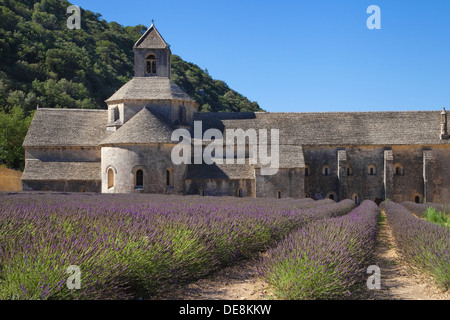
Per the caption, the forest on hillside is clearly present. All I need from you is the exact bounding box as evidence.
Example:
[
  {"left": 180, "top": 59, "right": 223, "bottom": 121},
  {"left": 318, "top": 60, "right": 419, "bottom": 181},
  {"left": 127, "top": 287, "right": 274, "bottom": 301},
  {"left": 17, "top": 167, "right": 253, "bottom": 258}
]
[{"left": 0, "top": 0, "right": 263, "bottom": 169}]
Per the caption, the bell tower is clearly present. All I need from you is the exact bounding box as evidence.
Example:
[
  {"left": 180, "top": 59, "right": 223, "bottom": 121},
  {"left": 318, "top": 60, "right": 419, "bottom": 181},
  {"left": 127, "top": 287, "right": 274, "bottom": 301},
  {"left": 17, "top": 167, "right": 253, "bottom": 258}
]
[{"left": 133, "top": 22, "right": 171, "bottom": 78}]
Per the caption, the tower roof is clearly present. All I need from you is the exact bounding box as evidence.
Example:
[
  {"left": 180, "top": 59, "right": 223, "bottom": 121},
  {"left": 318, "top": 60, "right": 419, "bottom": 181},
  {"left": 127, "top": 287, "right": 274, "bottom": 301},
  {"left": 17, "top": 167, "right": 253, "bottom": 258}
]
[
  {"left": 105, "top": 77, "right": 195, "bottom": 103},
  {"left": 134, "top": 23, "right": 169, "bottom": 49},
  {"left": 100, "top": 107, "right": 174, "bottom": 145}
]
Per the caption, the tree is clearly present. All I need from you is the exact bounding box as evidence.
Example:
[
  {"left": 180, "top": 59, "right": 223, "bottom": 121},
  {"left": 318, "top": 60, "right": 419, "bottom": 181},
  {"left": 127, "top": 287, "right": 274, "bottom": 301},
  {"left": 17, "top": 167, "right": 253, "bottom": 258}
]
[{"left": 0, "top": 106, "right": 33, "bottom": 170}]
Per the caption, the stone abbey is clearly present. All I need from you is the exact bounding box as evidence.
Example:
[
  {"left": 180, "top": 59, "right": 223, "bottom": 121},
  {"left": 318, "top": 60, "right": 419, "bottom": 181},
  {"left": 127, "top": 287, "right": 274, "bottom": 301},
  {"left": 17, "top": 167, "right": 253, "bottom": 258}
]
[{"left": 22, "top": 24, "right": 450, "bottom": 204}]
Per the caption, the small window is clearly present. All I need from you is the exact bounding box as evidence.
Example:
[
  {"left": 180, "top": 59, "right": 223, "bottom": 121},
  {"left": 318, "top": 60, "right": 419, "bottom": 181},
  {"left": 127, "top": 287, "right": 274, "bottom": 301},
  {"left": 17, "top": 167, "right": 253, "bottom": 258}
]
[
  {"left": 368, "top": 165, "right": 377, "bottom": 176},
  {"left": 166, "top": 168, "right": 174, "bottom": 187},
  {"left": 415, "top": 196, "right": 420, "bottom": 204},
  {"left": 107, "top": 168, "right": 114, "bottom": 189},
  {"left": 305, "top": 166, "right": 310, "bottom": 176},
  {"left": 394, "top": 164, "right": 404, "bottom": 176},
  {"left": 135, "top": 169, "right": 143, "bottom": 189},
  {"left": 352, "top": 193, "right": 360, "bottom": 205},
  {"left": 200, "top": 188, "right": 206, "bottom": 196},
  {"left": 322, "top": 166, "right": 330, "bottom": 176},
  {"left": 236, "top": 188, "right": 243, "bottom": 197},
  {"left": 146, "top": 54, "right": 156, "bottom": 74},
  {"left": 326, "top": 191, "right": 337, "bottom": 202},
  {"left": 277, "top": 190, "right": 282, "bottom": 199},
  {"left": 347, "top": 167, "right": 352, "bottom": 176}
]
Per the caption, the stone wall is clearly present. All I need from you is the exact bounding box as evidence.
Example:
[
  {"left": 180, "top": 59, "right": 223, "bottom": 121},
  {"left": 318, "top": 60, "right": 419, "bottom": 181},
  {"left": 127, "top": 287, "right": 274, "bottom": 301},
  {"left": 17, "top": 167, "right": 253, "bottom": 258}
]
[
  {"left": 185, "top": 179, "right": 254, "bottom": 197},
  {"left": 21, "top": 180, "right": 100, "bottom": 193},
  {"left": 101, "top": 144, "right": 187, "bottom": 194},
  {"left": 134, "top": 48, "right": 170, "bottom": 78},
  {"left": 255, "top": 168, "right": 304, "bottom": 198}
]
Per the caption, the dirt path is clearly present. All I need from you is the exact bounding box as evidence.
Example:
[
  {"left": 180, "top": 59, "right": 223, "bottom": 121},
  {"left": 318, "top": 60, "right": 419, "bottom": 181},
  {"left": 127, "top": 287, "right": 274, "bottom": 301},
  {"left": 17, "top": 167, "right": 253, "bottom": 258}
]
[
  {"left": 365, "top": 211, "right": 449, "bottom": 300},
  {"left": 156, "top": 258, "right": 272, "bottom": 300},
  {"left": 156, "top": 210, "right": 449, "bottom": 300}
]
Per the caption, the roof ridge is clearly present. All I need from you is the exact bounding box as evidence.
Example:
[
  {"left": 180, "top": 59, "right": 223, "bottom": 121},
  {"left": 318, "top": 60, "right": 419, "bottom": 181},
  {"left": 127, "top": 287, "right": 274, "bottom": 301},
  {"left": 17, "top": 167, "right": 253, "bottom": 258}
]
[{"left": 37, "top": 108, "right": 106, "bottom": 112}]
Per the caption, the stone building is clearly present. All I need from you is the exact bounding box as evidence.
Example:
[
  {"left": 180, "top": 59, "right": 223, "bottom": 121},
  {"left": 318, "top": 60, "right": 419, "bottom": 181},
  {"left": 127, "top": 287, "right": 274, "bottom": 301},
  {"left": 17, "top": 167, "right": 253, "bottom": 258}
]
[{"left": 22, "top": 24, "right": 450, "bottom": 204}]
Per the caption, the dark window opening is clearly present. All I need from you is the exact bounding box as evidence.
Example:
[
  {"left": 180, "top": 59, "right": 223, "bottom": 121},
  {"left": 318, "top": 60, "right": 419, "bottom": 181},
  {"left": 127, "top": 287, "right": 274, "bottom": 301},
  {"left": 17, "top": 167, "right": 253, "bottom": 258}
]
[
  {"left": 415, "top": 196, "right": 420, "bottom": 204},
  {"left": 135, "top": 169, "right": 143, "bottom": 188},
  {"left": 277, "top": 190, "right": 281, "bottom": 199},
  {"left": 305, "top": 167, "right": 309, "bottom": 176},
  {"left": 166, "top": 169, "right": 174, "bottom": 187},
  {"left": 237, "top": 188, "right": 243, "bottom": 197},
  {"left": 200, "top": 188, "right": 205, "bottom": 196},
  {"left": 329, "top": 194, "right": 334, "bottom": 200},
  {"left": 146, "top": 54, "right": 156, "bottom": 74}
]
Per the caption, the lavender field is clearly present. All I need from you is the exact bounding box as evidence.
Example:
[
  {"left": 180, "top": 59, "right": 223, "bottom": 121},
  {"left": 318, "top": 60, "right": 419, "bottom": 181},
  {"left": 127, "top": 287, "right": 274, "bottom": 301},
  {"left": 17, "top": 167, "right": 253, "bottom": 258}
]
[
  {"left": 1, "top": 193, "right": 448, "bottom": 300},
  {"left": 0, "top": 193, "right": 353, "bottom": 299}
]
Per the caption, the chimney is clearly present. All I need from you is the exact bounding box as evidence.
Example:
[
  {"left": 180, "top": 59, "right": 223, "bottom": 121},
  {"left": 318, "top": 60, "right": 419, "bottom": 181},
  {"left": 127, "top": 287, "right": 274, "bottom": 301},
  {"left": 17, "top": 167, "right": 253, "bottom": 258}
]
[{"left": 441, "top": 108, "right": 449, "bottom": 140}]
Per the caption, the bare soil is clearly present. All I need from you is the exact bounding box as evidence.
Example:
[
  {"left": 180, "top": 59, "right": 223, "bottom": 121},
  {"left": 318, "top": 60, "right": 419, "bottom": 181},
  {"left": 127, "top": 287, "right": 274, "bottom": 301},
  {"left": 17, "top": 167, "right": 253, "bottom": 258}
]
[
  {"left": 362, "top": 211, "right": 450, "bottom": 300},
  {"left": 155, "top": 258, "right": 272, "bottom": 300},
  {"left": 156, "top": 210, "right": 449, "bottom": 300}
]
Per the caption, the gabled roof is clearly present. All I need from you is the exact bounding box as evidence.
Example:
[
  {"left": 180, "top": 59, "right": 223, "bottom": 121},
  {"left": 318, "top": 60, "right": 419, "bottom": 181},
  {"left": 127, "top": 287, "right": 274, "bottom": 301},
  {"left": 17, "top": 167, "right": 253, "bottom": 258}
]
[
  {"left": 105, "top": 77, "right": 195, "bottom": 103},
  {"left": 134, "top": 23, "right": 169, "bottom": 49},
  {"left": 100, "top": 107, "right": 174, "bottom": 145},
  {"left": 194, "top": 111, "right": 450, "bottom": 146},
  {"left": 23, "top": 108, "right": 110, "bottom": 147},
  {"left": 21, "top": 160, "right": 101, "bottom": 181}
]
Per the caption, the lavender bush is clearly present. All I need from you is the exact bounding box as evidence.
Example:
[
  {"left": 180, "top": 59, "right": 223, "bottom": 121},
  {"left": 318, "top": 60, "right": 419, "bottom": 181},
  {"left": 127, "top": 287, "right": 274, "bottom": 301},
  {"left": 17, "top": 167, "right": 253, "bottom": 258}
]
[
  {"left": 381, "top": 201, "right": 450, "bottom": 290},
  {"left": 401, "top": 201, "right": 448, "bottom": 218},
  {"left": 260, "top": 200, "right": 379, "bottom": 300},
  {"left": 0, "top": 193, "right": 353, "bottom": 299}
]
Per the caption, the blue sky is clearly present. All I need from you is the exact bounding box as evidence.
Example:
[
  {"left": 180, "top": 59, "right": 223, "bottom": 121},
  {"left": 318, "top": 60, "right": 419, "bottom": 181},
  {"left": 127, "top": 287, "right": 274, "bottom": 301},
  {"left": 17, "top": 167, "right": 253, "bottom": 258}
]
[{"left": 73, "top": 0, "right": 450, "bottom": 112}]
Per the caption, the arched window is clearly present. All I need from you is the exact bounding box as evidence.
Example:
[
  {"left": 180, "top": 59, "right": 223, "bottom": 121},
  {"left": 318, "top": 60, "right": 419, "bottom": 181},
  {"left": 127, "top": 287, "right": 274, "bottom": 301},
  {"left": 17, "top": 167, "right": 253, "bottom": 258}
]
[
  {"left": 322, "top": 165, "right": 330, "bottom": 176},
  {"left": 200, "top": 188, "right": 206, "bottom": 196},
  {"left": 107, "top": 168, "right": 114, "bottom": 189},
  {"left": 352, "top": 193, "right": 360, "bottom": 205},
  {"left": 146, "top": 54, "right": 156, "bottom": 74},
  {"left": 166, "top": 168, "right": 174, "bottom": 187},
  {"left": 236, "top": 188, "right": 243, "bottom": 197},
  {"left": 347, "top": 167, "right": 352, "bottom": 176},
  {"left": 277, "top": 190, "right": 282, "bottom": 199},
  {"left": 394, "top": 163, "right": 404, "bottom": 176},
  {"left": 368, "top": 165, "right": 377, "bottom": 176},
  {"left": 135, "top": 169, "right": 143, "bottom": 189},
  {"left": 326, "top": 191, "right": 338, "bottom": 202},
  {"left": 415, "top": 195, "right": 420, "bottom": 204}
]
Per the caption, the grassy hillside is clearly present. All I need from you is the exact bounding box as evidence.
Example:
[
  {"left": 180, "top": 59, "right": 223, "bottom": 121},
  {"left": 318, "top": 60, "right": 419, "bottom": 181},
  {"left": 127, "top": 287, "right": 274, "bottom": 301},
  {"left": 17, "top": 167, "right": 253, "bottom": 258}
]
[{"left": 0, "top": 0, "right": 263, "bottom": 113}]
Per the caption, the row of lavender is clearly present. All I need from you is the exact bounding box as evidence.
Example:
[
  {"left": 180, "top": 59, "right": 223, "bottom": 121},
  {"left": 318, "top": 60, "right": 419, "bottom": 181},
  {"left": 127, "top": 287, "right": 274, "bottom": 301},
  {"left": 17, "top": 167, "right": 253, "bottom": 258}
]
[
  {"left": 259, "top": 200, "right": 380, "bottom": 299},
  {"left": 401, "top": 201, "right": 448, "bottom": 218},
  {"left": 380, "top": 201, "right": 450, "bottom": 290},
  {"left": 0, "top": 193, "right": 354, "bottom": 299}
]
